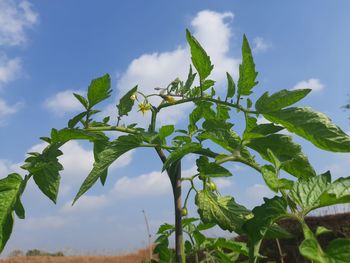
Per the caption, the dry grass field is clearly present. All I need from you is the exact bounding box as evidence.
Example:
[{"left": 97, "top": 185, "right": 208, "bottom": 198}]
[{"left": 0, "top": 248, "right": 153, "bottom": 263}]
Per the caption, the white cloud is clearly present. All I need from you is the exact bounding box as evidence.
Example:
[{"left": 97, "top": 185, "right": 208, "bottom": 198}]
[
  {"left": 44, "top": 90, "right": 85, "bottom": 116},
  {"left": 0, "top": 159, "right": 22, "bottom": 177},
  {"left": 0, "top": 0, "right": 38, "bottom": 46},
  {"left": 114, "top": 10, "right": 240, "bottom": 127},
  {"left": 292, "top": 78, "right": 324, "bottom": 92},
  {"left": 111, "top": 171, "right": 172, "bottom": 199},
  {"left": 0, "top": 97, "right": 23, "bottom": 118},
  {"left": 61, "top": 195, "right": 110, "bottom": 214},
  {"left": 252, "top": 37, "right": 271, "bottom": 53},
  {"left": 213, "top": 178, "right": 233, "bottom": 189},
  {"left": 0, "top": 55, "right": 22, "bottom": 86},
  {"left": 26, "top": 141, "right": 134, "bottom": 196},
  {"left": 245, "top": 183, "right": 274, "bottom": 204}
]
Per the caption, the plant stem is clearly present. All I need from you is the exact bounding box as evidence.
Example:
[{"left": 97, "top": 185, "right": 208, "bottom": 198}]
[
  {"left": 86, "top": 126, "right": 139, "bottom": 134},
  {"left": 173, "top": 160, "right": 185, "bottom": 263},
  {"left": 275, "top": 239, "right": 285, "bottom": 263},
  {"left": 142, "top": 210, "right": 153, "bottom": 261},
  {"left": 149, "top": 109, "right": 184, "bottom": 263},
  {"left": 157, "top": 95, "right": 257, "bottom": 114}
]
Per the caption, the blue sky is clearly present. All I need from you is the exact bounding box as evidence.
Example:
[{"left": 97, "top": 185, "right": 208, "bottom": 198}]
[{"left": 1, "top": 0, "right": 350, "bottom": 256}]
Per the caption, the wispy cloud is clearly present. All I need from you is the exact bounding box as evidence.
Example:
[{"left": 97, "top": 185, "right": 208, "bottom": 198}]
[
  {"left": 112, "top": 10, "right": 240, "bottom": 128},
  {"left": 292, "top": 78, "right": 324, "bottom": 92},
  {"left": 0, "top": 54, "right": 22, "bottom": 87},
  {"left": 0, "top": 0, "right": 38, "bottom": 46},
  {"left": 44, "top": 90, "right": 85, "bottom": 116},
  {"left": 0, "top": 98, "right": 23, "bottom": 125},
  {"left": 252, "top": 37, "right": 271, "bottom": 53}
]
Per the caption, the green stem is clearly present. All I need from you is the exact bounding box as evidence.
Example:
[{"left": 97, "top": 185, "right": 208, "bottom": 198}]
[
  {"left": 86, "top": 126, "right": 139, "bottom": 134},
  {"left": 215, "top": 155, "right": 261, "bottom": 173},
  {"left": 157, "top": 95, "right": 257, "bottom": 114}
]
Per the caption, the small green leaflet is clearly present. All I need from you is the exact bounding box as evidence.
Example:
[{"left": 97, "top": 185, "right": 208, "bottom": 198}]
[
  {"left": 188, "top": 101, "right": 215, "bottom": 133},
  {"left": 247, "top": 134, "right": 316, "bottom": 179},
  {"left": 196, "top": 156, "right": 232, "bottom": 177},
  {"left": 290, "top": 172, "right": 350, "bottom": 214},
  {"left": 237, "top": 35, "right": 258, "bottom": 96},
  {"left": 68, "top": 111, "right": 88, "bottom": 128},
  {"left": 93, "top": 140, "right": 109, "bottom": 185},
  {"left": 51, "top": 128, "right": 107, "bottom": 143},
  {"left": 319, "top": 176, "right": 350, "bottom": 206},
  {"left": 264, "top": 107, "right": 350, "bottom": 152},
  {"left": 249, "top": 123, "right": 284, "bottom": 136},
  {"left": 225, "top": 72, "right": 236, "bottom": 101},
  {"left": 299, "top": 238, "right": 325, "bottom": 263},
  {"left": 0, "top": 173, "right": 23, "bottom": 253},
  {"left": 158, "top": 125, "right": 174, "bottom": 142},
  {"left": 261, "top": 165, "right": 293, "bottom": 193},
  {"left": 73, "top": 135, "right": 142, "bottom": 203},
  {"left": 243, "top": 196, "right": 289, "bottom": 242},
  {"left": 21, "top": 144, "right": 63, "bottom": 203},
  {"left": 117, "top": 86, "right": 138, "bottom": 117},
  {"left": 299, "top": 238, "right": 350, "bottom": 263},
  {"left": 87, "top": 74, "right": 112, "bottom": 108},
  {"left": 255, "top": 89, "right": 311, "bottom": 113},
  {"left": 186, "top": 29, "right": 214, "bottom": 81},
  {"left": 73, "top": 93, "right": 89, "bottom": 109},
  {"left": 182, "top": 65, "right": 196, "bottom": 94},
  {"left": 325, "top": 239, "right": 350, "bottom": 263},
  {"left": 290, "top": 171, "right": 331, "bottom": 214},
  {"left": 162, "top": 143, "right": 202, "bottom": 171},
  {"left": 195, "top": 190, "right": 251, "bottom": 234}
]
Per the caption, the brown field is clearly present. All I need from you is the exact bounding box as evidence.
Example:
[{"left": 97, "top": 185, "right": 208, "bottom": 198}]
[{"left": 0, "top": 248, "right": 153, "bottom": 263}]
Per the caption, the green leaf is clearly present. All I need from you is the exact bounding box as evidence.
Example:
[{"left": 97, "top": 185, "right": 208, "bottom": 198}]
[
  {"left": 93, "top": 140, "right": 110, "bottom": 185},
  {"left": 74, "top": 135, "right": 142, "bottom": 203},
  {"left": 196, "top": 156, "right": 232, "bottom": 177},
  {"left": 188, "top": 101, "right": 215, "bottom": 133},
  {"left": 87, "top": 74, "right": 111, "bottom": 108},
  {"left": 226, "top": 72, "right": 236, "bottom": 100},
  {"left": 243, "top": 196, "right": 289, "bottom": 242},
  {"left": 51, "top": 128, "right": 107, "bottom": 143},
  {"left": 68, "top": 111, "right": 88, "bottom": 128},
  {"left": 290, "top": 171, "right": 331, "bottom": 214},
  {"left": 264, "top": 107, "right": 350, "bottom": 152},
  {"left": 261, "top": 165, "right": 278, "bottom": 193},
  {"left": 73, "top": 93, "right": 89, "bottom": 109},
  {"left": 21, "top": 144, "right": 63, "bottom": 203},
  {"left": 261, "top": 165, "right": 293, "bottom": 193},
  {"left": 117, "top": 85, "right": 138, "bottom": 117},
  {"left": 0, "top": 173, "right": 23, "bottom": 253},
  {"left": 249, "top": 123, "right": 284, "bottom": 136},
  {"left": 255, "top": 89, "right": 311, "bottom": 113},
  {"left": 186, "top": 29, "right": 214, "bottom": 80},
  {"left": 158, "top": 125, "right": 174, "bottom": 141},
  {"left": 315, "top": 226, "right": 332, "bottom": 237},
  {"left": 299, "top": 238, "right": 325, "bottom": 263},
  {"left": 216, "top": 104, "right": 230, "bottom": 121},
  {"left": 182, "top": 65, "right": 196, "bottom": 94},
  {"left": 162, "top": 143, "right": 202, "bottom": 171},
  {"left": 195, "top": 190, "right": 251, "bottom": 234},
  {"left": 237, "top": 35, "right": 258, "bottom": 96},
  {"left": 319, "top": 177, "right": 350, "bottom": 206},
  {"left": 326, "top": 239, "right": 350, "bottom": 263},
  {"left": 202, "top": 79, "right": 215, "bottom": 91},
  {"left": 247, "top": 134, "right": 315, "bottom": 179}
]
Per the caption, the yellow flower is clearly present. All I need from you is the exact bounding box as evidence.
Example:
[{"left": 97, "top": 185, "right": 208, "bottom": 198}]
[
  {"left": 138, "top": 101, "right": 151, "bottom": 114},
  {"left": 164, "top": 96, "right": 176, "bottom": 104}
]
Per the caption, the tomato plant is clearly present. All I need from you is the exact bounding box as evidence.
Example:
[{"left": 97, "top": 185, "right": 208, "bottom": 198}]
[{"left": 1, "top": 29, "right": 350, "bottom": 262}]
